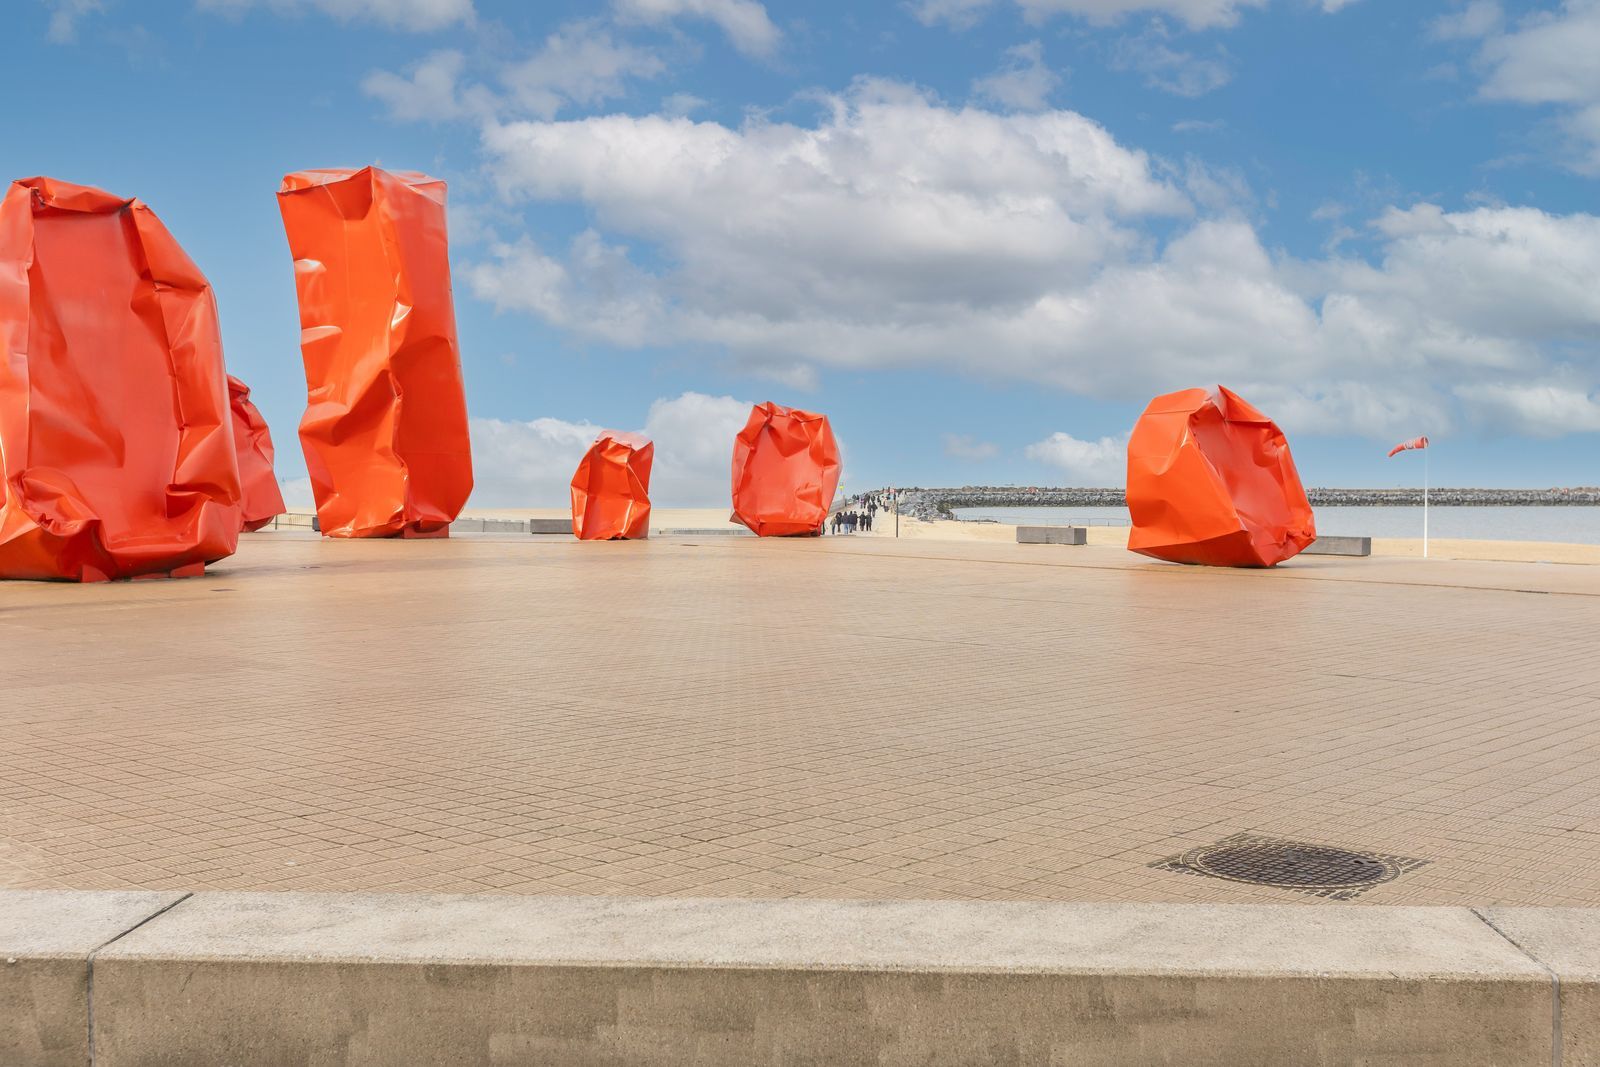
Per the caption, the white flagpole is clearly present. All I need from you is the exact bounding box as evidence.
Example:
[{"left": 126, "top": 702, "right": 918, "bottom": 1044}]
[{"left": 1423, "top": 445, "right": 1429, "bottom": 559}]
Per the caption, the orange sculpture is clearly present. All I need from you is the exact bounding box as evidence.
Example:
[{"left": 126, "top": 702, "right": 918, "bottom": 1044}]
[
  {"left": 277, "top": 166, "right": 473, "bottom": 538},
  {"left": 571, "top": 431, "right": 654, "bottom": 540},
  {"left": 1126, "top": 386, "right": 1315, "bottom": 568},
  {"left": 227, "top": 375, "right": 287, "bottom": 532},
  {"left": 0, "top": 177, "right": 241, "bottom": 582},
  {"left": 730, "top": 402, "right": 841, "bottom": 537}
]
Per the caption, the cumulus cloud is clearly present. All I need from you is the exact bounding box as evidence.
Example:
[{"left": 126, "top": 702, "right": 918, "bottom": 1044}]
[
  {"left": 612, "top": 0, "right": 780, "bottom": 57},
  {"left": 943, "top": 434, "right": 1001, "bottom": 460},
  {"left": 467, "top": 392, "right": 754, "bottom": 507},
  {"left": 973, "top": 40, "right": 1061, "bottom": 110},
  {"left": 1455, "top": 381, "right": 1600, "bottom": 436},
  {"left": 465, "top": 80, "right": 1600, "bottom": 442},
  {"left": 196, "top": 0, "right": 473, "bottom": 31},
  {"left": 1443, "top": 0, "right": 1600, "bottom": 172},
  {"left": 1025, "top": 432, "right": 1128, "bottom": 484}
]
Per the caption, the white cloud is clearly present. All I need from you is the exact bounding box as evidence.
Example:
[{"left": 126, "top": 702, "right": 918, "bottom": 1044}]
[
  {"left": 909, "top": 0, "right": 997, "bottom": 27},
  {"left": 44, "top": 0, "right": 107, "bottom": 43},
  {"left": 467, "top": 81, "right": 1600, "bottom": 442},
  {"left": 612, "top": 0, "right": 780, "bottom": 57},
  {"left": 1111, "top": 22, "right": 1232, "bottom": 96},
  {"left": 196, "top": 0, "right": 473, "bottom": 31},
  {"left": 1455, "top": 381, "right": 1600, "bottom": 436},
  {"left": 467, "top": 392, "right": 754, "bottom": 507},
  {"left": 1025, "top": 432, "right": 1128, "bottom": 484},
  {"left": 363, "top": 22, "right": 666, "bottom": 122},
  {"left": 943, "top": 434, "right": 1001, "bottom": 460},
  {"left": 910, "top": 0, "right": 1358, "bottom": 29},
  {"left": 363, "top": 49, "right": 493, "bottom": 121},
  {"left": 1429, "top": 0, "right": 1502, "bottom": 40},
  {"left": 1446, "top": 0, "right": 1600, "bottom": 172},
  {"left": 501, "top": 22, "right": 666, "bottom": 118},
  {"left": 973, "top": 40, "right": 1061, "bottom": 110}
]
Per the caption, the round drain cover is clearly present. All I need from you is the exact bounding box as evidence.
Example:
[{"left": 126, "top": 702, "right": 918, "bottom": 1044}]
[{"left": 1179, "top": 840, "right": 1401, "bottom": 890}]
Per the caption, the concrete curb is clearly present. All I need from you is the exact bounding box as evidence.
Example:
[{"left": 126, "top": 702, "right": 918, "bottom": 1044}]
[{"left": 4, "top": 890, "right": 1593, "bottom": 1065}]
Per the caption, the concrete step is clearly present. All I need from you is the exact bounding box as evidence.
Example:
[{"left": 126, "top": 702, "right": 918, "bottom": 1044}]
[{"left": 2, "top": 890, "right": 1582, "bottom": 1065}]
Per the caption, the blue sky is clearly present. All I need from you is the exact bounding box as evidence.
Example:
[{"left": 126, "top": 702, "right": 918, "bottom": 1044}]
[{"left": 6, "top": 0, "right": 1600, "bottom": 502}]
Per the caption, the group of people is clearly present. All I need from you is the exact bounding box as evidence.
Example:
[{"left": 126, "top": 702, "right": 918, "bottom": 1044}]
[{"left": 829, "top": 489, "right": 895, "bottom": 535}]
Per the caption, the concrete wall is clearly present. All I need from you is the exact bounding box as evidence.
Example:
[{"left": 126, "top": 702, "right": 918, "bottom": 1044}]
[{"left": 5, "top": 890, "right": 1593, "bottom": 1065}]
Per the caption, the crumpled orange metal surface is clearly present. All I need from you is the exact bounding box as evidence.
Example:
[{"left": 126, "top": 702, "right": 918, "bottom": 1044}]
[
  {"left": 730, "top": 402, "right": 841, "bottom": 537},
  {"left": 571, "top": 431, "right": 653, "bottom": 540},
  {"left": 277, "top": 166, "right": 473, "bottom": 539},
  {"left": 1126, "top": 386, "right": 1316, "bottom": 568},
  {"left": 0, "top": 177, "right": 241, "bottom": 582},
  {"left": 227, "top": 375, "right": 287, "bottom": 532}
]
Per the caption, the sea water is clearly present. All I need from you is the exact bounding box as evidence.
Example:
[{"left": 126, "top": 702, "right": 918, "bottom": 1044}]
[{"left": 951, "top": 506, "right": 1600, "bottom": 545}]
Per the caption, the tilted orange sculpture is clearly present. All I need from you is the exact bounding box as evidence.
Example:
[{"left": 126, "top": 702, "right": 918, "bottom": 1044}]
[
  {"left": 227, "top": 375, "right": 287, "bottom": 532},
  {"left": 571, "top": 431, "right": 654, "bottom": 540},
  {"left": 1126, "top": 386, "right": 1315, "bottom": 568},
  {"left": 0, "top": 177, "right": 241, "bottom": 582},
  {"left": 277, "top": 166, "right": 473, "bottom": 538},
  {"left": 730, "top": 402, "right": 841, "bottom": 537}
]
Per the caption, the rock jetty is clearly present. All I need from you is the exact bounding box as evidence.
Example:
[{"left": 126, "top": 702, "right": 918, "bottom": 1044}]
[{"left": 892, "top": 486, "right": 1600, "bottom": 522}]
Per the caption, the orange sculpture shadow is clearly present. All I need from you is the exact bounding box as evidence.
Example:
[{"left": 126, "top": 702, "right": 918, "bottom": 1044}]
[
  {"left": 277, "top": 166, "right": 473, "bottom": 538},
  {"left": 571, "top": 431, "right": 654, "bottom": 540},
  {"left": 228, "top": 375, "right": 287, "bottom": 532},
  {"left": 0, "top": 177, "right": 241, "bottom": 582},
  {"left": 730, "top": 402, "right": 841, "bottom": 537},
  {"left": 1126, "top": 386, "right": 1315, "bottom": 568}
]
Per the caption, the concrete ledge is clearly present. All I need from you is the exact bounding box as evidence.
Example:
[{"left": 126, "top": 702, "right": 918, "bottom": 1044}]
[
  {"left": 527, "top": 518, "right": 571, "bottom": 535},
  {"left": 0, "top": 890, "right": 184, "bottom": 1067},
  {"left": 1481, "top": 907, "right": 1600, "bottom": 1064},
  {"left": 1306, "top": 535, "right": 1373, "bottom": 556},
  {"left": 1017, "top": 525, "right": 1087, "bottom": 545},
  {"left": 64, "top": 892, "right": 1560, "bottom": 1066}
]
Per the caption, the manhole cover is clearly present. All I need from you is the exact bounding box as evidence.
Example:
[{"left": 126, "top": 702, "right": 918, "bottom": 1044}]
[{"left": 1152, "top": 833, "right": 1427, "bottom": 900}]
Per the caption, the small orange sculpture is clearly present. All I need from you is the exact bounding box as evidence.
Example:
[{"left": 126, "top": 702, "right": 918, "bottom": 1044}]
[
  {"left": 277, "top": 166, "right": 473, "bottom": 538},
  {"left": 1126, "top": 386, "right": 1315, "bottom": 567},
  {"left": 227, "top": 375, "right": 287, "bottom": 532},
  {"left": 0, "top": 177, "right": 241, "bottom": 582},
  {"left": 570, "top": 431, "right": 654, "bottom": 540},
  {"left": 730, "top": 402, "right": 841, "bottom": 537}
]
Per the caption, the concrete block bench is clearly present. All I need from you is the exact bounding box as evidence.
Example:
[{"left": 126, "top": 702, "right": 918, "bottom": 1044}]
[
  {"left": 1305, "top": 535, "right": 1372, "bottom": 557},
  {"left": 1017, "top": 526, "right": 1087, "bottom": 545}
]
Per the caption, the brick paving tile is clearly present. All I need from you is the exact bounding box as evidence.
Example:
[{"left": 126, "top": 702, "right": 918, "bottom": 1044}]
[{"left": 2, "top": 532, "right": 1599, "bottom": 906}]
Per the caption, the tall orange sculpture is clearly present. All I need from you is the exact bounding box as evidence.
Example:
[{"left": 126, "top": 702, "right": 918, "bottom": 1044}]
[
  {"left": 277, "top": 166, "right": 473, "bottom": 538},
  {"left": 730, "top": 402, "right": 841, "bottom": 537},
  {"left": 227, "top": 375, "right": 287, "bottom": 532},
  {"left": 571, "top": 431, "right": 653, "bottom": 540},
  {"left": 0, "top": 177, "right": 241, "bottom": 582},
  {"left": 1126, "top": 386, "right": 1315, "bottom": 568}
]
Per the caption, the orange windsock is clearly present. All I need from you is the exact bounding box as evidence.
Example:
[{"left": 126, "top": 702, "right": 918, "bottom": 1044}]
[
  {"left": 571, "top": 431, "right": 654, "bottom": 540},
  {"left": 227, "top": 375, "right": 287, "bottom": 532},
  {"left": 730, "top": 402, "right": 841, "bottom": 537},
  {"left": 1126, "top": 386, "right": 1315, "bottom": 568},
  {"left": 1387, "top": 436, "right": 1429, "bottom": 458},
  {"left": 0, "top": 177, "right": 241, "bottom": 581},
  {"left": 277, "top": 166, "right": 473, "bottom": 538}
]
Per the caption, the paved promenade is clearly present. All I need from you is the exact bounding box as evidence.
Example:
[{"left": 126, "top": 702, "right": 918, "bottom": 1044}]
[{"left": 3, "top": 533, "right": 1598, "bottom": 906}]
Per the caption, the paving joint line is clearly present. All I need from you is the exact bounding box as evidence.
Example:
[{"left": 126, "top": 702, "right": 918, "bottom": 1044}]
[
  {"left": 1471, "top": 906, "right": 1562, "bottom": 1067},
  {"left": 84, "top": 892, "right": 193, "bottom": 1066}
]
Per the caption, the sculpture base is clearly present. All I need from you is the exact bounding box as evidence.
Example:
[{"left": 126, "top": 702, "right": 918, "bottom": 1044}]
[{"left": 77, "top": 562, "right": 206, "bottom": 584}]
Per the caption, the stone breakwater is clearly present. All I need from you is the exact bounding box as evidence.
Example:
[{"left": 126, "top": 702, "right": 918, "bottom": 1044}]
[{"left": 894, "top": 487, "right": 1600, "bottom": 522}]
